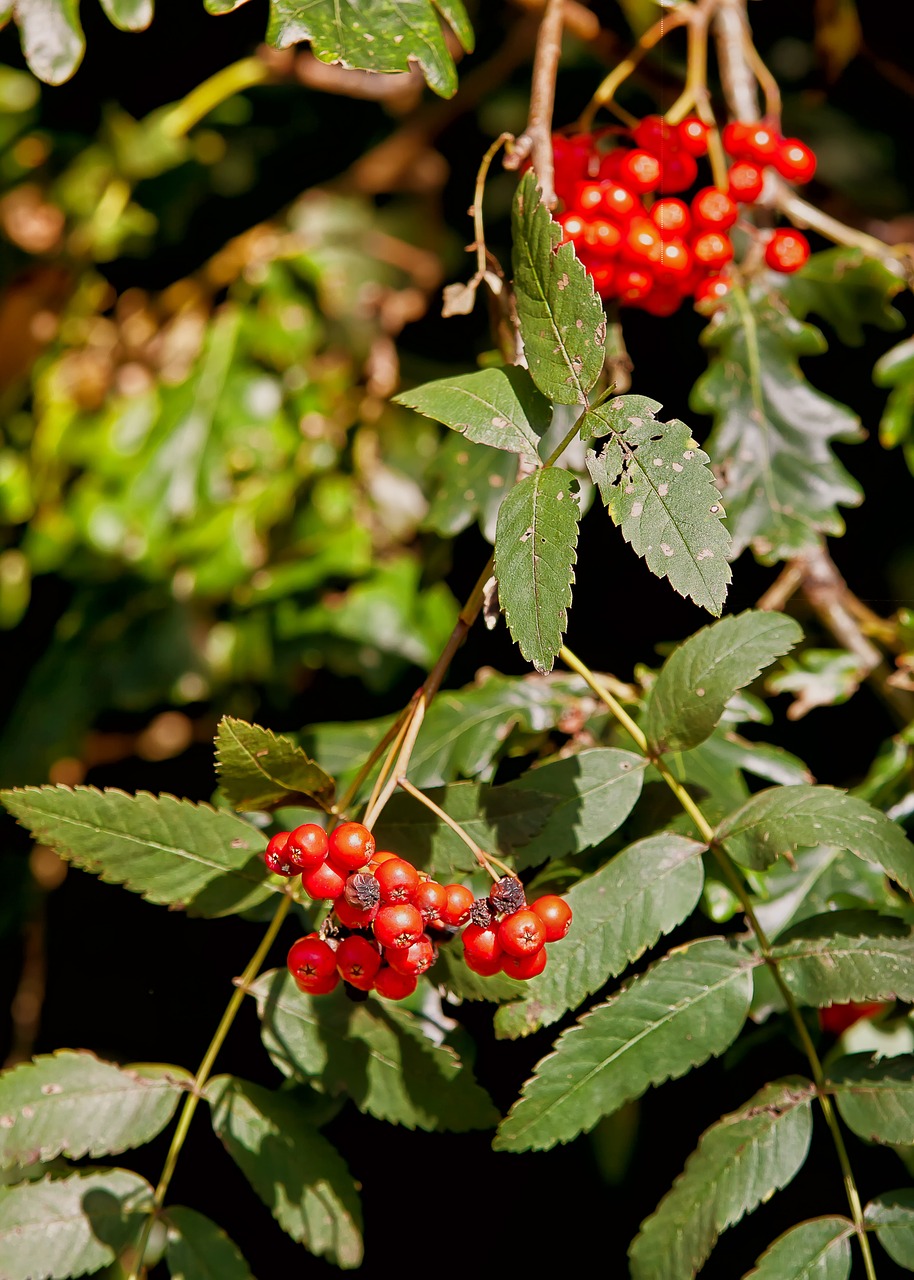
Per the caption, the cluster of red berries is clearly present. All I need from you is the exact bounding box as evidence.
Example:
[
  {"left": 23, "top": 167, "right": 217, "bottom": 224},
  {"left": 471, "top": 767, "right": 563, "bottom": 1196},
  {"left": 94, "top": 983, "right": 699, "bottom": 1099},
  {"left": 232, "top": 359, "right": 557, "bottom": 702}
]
[
  {"left": 550, "top": 115, "right": 816, "bottom": 315},
  {"left": 264, "top": 821, "right": 572, "bottom": 1001}
]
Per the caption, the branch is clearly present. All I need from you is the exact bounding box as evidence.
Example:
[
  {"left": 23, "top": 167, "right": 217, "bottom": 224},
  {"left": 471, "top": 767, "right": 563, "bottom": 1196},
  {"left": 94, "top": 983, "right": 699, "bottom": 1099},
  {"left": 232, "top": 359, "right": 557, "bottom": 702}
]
[{"left": 503, "top": 0, "right": 566, "bottom": 206}]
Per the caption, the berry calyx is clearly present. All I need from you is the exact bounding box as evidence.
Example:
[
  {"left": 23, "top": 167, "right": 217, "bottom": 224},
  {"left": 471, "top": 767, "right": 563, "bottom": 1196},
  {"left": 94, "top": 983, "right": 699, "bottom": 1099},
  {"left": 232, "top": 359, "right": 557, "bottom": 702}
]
[
  {"left": 530, "top": 895, "right": 573, "bottom": 942},
  {"left": 336, "top": 934, "right": 382, "bottom": 990},
  {"left": 286, "top": 823, "right": 330, "bottom": 871},
  {"left": 264, "top": 832, "right": 297, "bottom": 877},
  {"left": 414, "top": 879, "right": 448, "bottom": 922},
  {"left": 288, "top": 934, "right": 338, "bottom": 984},
  {"left": 764, "top": 227, "right": 810, "bottom": 272},
  {"left": 329, "top": 821, "right": 375, "bottom": 870},
  {"left": 498, "top": 909, "right": 547, "bottom": 958},
  {"left": 385, "top": 933, "right": 436, "bottom": 976},
  {"left": 374, "top": 902, "right": 424, "bottom": 950}
]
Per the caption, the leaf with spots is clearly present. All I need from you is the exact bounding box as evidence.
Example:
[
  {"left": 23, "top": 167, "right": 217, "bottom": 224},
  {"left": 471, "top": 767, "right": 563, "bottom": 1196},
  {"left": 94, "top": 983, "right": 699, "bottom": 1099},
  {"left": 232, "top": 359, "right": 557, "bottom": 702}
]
[
  {"left": 215, "top": 716, "right": 335, "bottom": 812},
  {"left": 394, "top": 367, "right": 549, "bottom": 465},
  {"left": 584, "top": 394, "right": 731, "bottom": 613},
  {"left": 512, "top": 171, "right": 606, "bottom": 405},
  {"left": 423, "top": 433, "right": 518, "bottom": 542},
  {"left": 494, "top": 466, "right": 581, "bottom": 673},
  {"left": 764, "top": 910, "right": 914, "bottom": 1008}
]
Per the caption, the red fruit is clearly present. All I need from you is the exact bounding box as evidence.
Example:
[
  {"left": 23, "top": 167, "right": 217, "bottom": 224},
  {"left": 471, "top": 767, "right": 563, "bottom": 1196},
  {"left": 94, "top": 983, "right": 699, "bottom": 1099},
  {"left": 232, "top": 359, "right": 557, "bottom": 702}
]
[
  {"left": 503, "top": 947, "right": 548, "bottom": 980},
  {"left": 819, "top": 1001, "right": 889, "bottom": 1036},
  {"left": 693, "top": 274, "right": 731, "bottom": 308},
  {"left": 601, "top": 182, "right": 637, "bottom": 220},
  {"left": 692, "top": 231, "right": 734, "bottom": 269},
  {"left": 616, "top": 267, "right": 653, "bottom": 303},
  {"left": 677, "top": 117, "right": 709, "bottom": 156},
  {"left": 589, "top": 263, "right": 617, "bottom": 298},
  {"left": 743, "top": 123, "right": 781, "bottom": 165},
  {"left": 286, "top": 823, "right": 329, "bottom": 871},
  {"left": 375, "top": 857, "right": 420, "bottom": 904},
  {"left": 333, "top": 897, "right": 379, "bottom": 929},
  {"left": 374, "top": 902, "right": 424, "bottom": 950},
  {"left": 498, "top": 909, "right": 547, "bottom": 958},
  {"left": 264, "top": 832, "right": 297, "bottom": 877},
  {"left": 615, "top": 148, "right": 662, "bottom": 192},
  {"left": 385, "top": 934, "right": 436, "bottom": 976},
  {"left": 764, "top": 228, "right": 810, "bottom": 273},
  {"left": 414, "top": 880, "right": 448, "bottom": 922},
  {"left": 651, "top": 198, "right": 691, "bottom": 237},
  {"left": 558, "top": 211, "right": 587, "bottom": 244},
  {"left": 464, "top": 950, "right": 504, "bottom": 976},
  {"left": 722, "top": 121, "right": 752, "bottom": 158},
  {"left": 641, "top": 286, "right": 683, "bottom": 316},
  {"left": 633, "top": 114, "right": 677, "bottom": 155},
  {"left": 530, "top": 895, "right": 573, "bottom": 942},
  {"left": 576, "top": 181, "right": 605, "bottom": 213},
  {"left": 462, "top": 922, "right": 503, "bottom": 965},
  {"left": 301, "top": 859, "right": 346, "bottom": 900},
  {"left": 622, "top": 216, "right": 662, "bottom": 265},
  {"left": 654, "top": 237, "right": 692, "bottom": 282},
  {"left": 441, "top": 883, "right": 475, "bottom": 927},
  {"left": 336, "top": 934, "right": 382, "bottom": 990},
  {"left": 774, "top": 137, "right": 816, "bottom": 184},
  {"left": 727, "top": 160, "right": 765, "bottom": 204},
  {"left": 368, "top": 849, "right": 397, "bottom": 873},
  {"left": 691, "top": 186, "right": 738, "bottom": 231},
  {"left": 552, "top": 133, "right": 595, "bottom": 192},
  {"left": 329, "top": 821, "right": 375, "bottom": 870},
  {"left": 295, "top": 970, "right": 340, "bottom": 995},
  {"left": 582, "top": 218, "right": 622, "bottom": 257},
  {"left": 657, "top": 150, "right": 698, "bottom": 193},
  {"left": 373, "top": 966, "right": 418, "bottom": 1000},
  {"left": 288, "top": 934, "right": 338, "bottom": 983}
]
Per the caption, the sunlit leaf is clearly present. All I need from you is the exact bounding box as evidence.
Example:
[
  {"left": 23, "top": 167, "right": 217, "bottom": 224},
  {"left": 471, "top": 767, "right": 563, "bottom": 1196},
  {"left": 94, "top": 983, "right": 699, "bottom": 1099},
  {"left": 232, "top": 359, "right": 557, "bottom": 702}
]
[
  {"left": 11, "top": 0, "right": 83, "bottom": 85},
  {"left": 767, "top": 910, "right": 914, "bottom": 1007},
  {"left": 423, "top": 433, "right": 518, "bottom": 542},
  {"left": 394, "top": 367, "right": 549, "bottom": 464},
  {"left": 215, "top": 716, "right": 335, "bottom": 812}
]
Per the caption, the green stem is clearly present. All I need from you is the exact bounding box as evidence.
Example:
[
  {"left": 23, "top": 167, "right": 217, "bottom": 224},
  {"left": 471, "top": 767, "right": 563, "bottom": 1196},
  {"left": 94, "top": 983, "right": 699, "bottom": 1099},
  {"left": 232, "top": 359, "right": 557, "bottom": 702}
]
[
  {"left": 158, "top": 56, "right": 272, "bottom": 140},
  {"left": 128, "top": 892, "right": 292, "bottom": 1279}
]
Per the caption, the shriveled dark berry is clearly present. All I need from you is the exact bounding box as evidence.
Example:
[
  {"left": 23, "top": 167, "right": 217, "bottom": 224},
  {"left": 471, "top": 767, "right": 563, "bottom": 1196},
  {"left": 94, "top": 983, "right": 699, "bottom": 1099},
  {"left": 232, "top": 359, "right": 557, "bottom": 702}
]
[
  {"left": 469, "top": 897, "right": 493, "bottom": 928},
  {"left": 345, "top": 871, "right": 380, "bottom": 911},
  {"left": 489, "top": 875, "right": 526, "bottom": 916}
]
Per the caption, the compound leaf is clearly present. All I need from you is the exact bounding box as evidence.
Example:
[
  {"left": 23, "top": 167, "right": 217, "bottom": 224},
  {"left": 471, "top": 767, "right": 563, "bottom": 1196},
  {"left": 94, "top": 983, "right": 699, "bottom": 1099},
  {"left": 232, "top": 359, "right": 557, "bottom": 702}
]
[
  {"left": 742, "top": 1217, "right": 853, "bottom": 1280},
  {"left": 215, "top": 716, "right": 335, "bottom": 812},
  {"left": 646, "top": 611, "right": 803, "bottom": 755},
  {"left": 767, "top": 911, "right": 914, "bottom": 1008},
  {"left": 830, "top": 1053, "right": 914, "bottom": 1145},
  {"left": 512, "top": 171, "right": 606, "bottom": 404},
  {"left": 0, "top": 785, "right": 272, "bottom": 917},
  {"left": 494, "top": 466, "right": 580, "bottom": 673},
  {"left": 865, "top": 1191, "right": 914, "bottom": 1271},
  {"left": 394, "top": 367, "right": 549, "bottom": 464},
  {"left": 494, "top": 937, "right": 753, "bottom": 1152},
  {"left": 584, "top": 394, "right": 731, "bottom": 613},
  {"left": 629, "top": 1078, "right": 815, "bottom": 1280},
  {"left": 204, "top": 1075, "right": 362, "bottom": 1269}
]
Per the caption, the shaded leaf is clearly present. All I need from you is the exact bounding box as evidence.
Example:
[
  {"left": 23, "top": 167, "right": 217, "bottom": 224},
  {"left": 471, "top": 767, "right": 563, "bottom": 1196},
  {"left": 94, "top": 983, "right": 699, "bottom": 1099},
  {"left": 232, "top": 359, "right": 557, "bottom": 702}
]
[
  {"left": 164, "top": 1205, "right": 254, "bottom": 1280},
  {"left": 215, "top": 716, "right": 335, "bottom": 812},
  {"left": 0, "top": 785, "right": 272, "bottom": 917},
  {"left": 393, "top": 367, "right": 549, "bottom": 464},
  {"left": 646, "top": 611, "right": 803, "bottom": 755},
  {"left": 204, "top": 1075, "right": 362, "bottom": 1269},
  {"left": 752, "top": 844, "right": 896, "bottom": 940},
  {"left": 768, "top": 910, "right": 914, "bottom": 1008},
  {"left": 742, "top": 1216, "right": 853, "bottom": 1280},
  {"left": 865, "top": 1191, "right": 914, "bottom": 1271},
  {"left": 583, "top": 394, "right": 731, "bottom": 613},
  {"left": 494, "top": 466, "right": 580, "bottom": 673},
  {"left": 423, "top": 433, "right": 518, "bottom": 543},
  {"left": 691, "top": 287, "right": 862, "bottom": 563},
  {"left": 511, "top": 171, "right": 606, "bottom": 404},
  {"left": 0, "top": 1167, "right": 151, "bottom": 1280},
  {"left": 0, "top": 1051, "right": 189, "bottom": 1170},
  {"left": 830, "top": 1052, "right": 914, "bottom": 1145},
  {"left": 11, "top": 0, "right": 83, "bottom": 84},
  {"left": 98, "top": 0, "right": 154, "bottom": 30},
  {"left": 715, "top": 784, "right": 914, "bottom": 890},
  {"left": 875, "top": 334, "right": 914, "bottom": 456},
  {"left": 250, "top": 970, "right": 498, "bottom": 1131},
  {"left": 495, "top": 834, "right": 706, "bottom": 1038},
  {"left": 435, "top": 943, "right": 527, "bottom": 1002},
  {"left": 629, "top": 1078, "right": 815, "bottom": 1280},
  {"left": 782, "top": 247, "right": 904, "bottom": 347},
  {"left": 494, "top": 937, "right": 753, "bottom": 1152}
]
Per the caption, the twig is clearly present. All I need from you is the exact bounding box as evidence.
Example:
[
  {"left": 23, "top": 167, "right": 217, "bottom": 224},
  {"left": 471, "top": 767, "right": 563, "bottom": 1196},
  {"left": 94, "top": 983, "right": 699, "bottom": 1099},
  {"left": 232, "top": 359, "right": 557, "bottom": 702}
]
[
  {"left": 397, "top": 777, "right": 511, "bottom": 879},
  {"left": 577, "top": 6, "right": 692, "bottom": 133},
  {"left": 755, "top": 562, "right": 805, "bottom": 612},
  {"left": 504, "top": 0, "right": 566, "bottom": 206},
  {"left": 711, "top": 0, "right": 760, "bottom": 123},
  {"left": 774, "top": 184, "right": 905, "bottom": 269}
]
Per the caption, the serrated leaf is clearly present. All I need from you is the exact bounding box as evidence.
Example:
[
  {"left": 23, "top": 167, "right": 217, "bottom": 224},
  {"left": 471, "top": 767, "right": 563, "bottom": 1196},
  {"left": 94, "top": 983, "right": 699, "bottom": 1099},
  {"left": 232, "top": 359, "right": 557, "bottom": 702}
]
[
  {"left": 494, "top": 937, "right": 753, "bottom": 1152},
  {"left": 164, "top": 1205, "right": 254, "bottom": 1280},
  {"left": 767, "top": 910, "right": 914, "bottom": 1007},
  {"left": 511, "top": 171, "right": 606, "bottom": 404},
  {"left": 494, "top": 466, "right": 580, "bottom": 673},
  {"left": 583, "top": 395, "right": 731, "bottom": 613},
  {"left": 0, "top": 1167, "right": 151, "bottom": 1280},
  {"left": 865, "top": 1191, "right": 914, "bottom": 1270},
  {"left": 12, "top": 0, "right": 83, "bottom": 85},
  {"left": 691, "top": 286, "right": 862, "bottom": 563},
  {"left": 646, "top": 611, "right": 803, "bottom": 755},
  {"left": 782, "top": 247, "right": 904, "bottom": 348},
  {"left": 204, "top": 1075, "right": 362, "bottom": 1269},
  {"left": 829, "top": 1052, "right": 914, "bottom": 1145},
  {"left": 495, "top": 834, "right": 706, "bottom": 1038},
  {"left": 423, "top": 433, "right": 518, "bottom": 542},
  {"left": 98, "top": 0, "right": 153, "bottom": 30},
  {"left": 716, "top": 784, "right": 914, "bottom": 889},
  {"left": 629, "top": 1078, "right": 815, "bottom": 1280},
  {"left": 215, "top": 716, "right": 335, "bottom": 812},
  {"left": 0, "top": 1051, "right": 189, "bottom": 1170},
  {"left": 251, "top": 970, "right": 498, "bottom": 1130},
  {"left": 0, "top": 785, "right": 272, "bottom": 917},
  {"left": 394, "top": 367, "right": 549, "bottom": 464},
  {"left": 742, "top": 1216, "right": 853, "bottom": 1280},
  {"left": 259, "top": 0, "right": 473, "bottom": 97}
]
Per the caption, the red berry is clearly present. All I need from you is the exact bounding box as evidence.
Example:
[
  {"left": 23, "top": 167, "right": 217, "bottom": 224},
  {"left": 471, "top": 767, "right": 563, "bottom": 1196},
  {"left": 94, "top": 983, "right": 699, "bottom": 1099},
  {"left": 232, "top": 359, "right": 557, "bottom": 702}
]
[
  {"left": 498, "top": 909, "right": 547, "bottom": 958},
  {"left": 764, "top": 228, "right": 810, "bottom": 273},
  {"left": 654, "top": 237, "right": 692, "bottom": 282},
  {"left": 375, "top": 857, "right": 420, "bottom": 903},
  {"left": 633, "top": 114, "right": 676, "bottom": 155},
  {"left": 582, "top": 218, "right": 622, "bottom": 257},
  {"left": 336, "top": 934, "right": 382, "bottom": 990},
  {"left": 264, "top": 832, "right": 297, "bottom": 877},
  {"left": 622, "top": 216, "right": 662, "bottom": 265},
  {"left": 589, "top": 263, "right": 616, "bottom": 298},
  {"left": 558, "top": 211, "right": 587, "bottom": 244},
  {"left": 334, "top": 897, "right": 379, "bottom": 929},
  {"left": 691, "top": 186, "right": 738, "bottom": 231},
  {"left": 503, "top": 947, "right": 548, "bottom": 980},
  {"left": 385, "top": 933, "right": 436, "bottom": 976},
  {"left": 374, "top": 902, "right": 424, "bottom": 950},
  {"left": 328, "top": 822, "right": 375, "bottom": 870},
  {"left": 616, "top": 267, "right": 653, "bottom": 303},
  {"left": 727, "top": 160, "right": 765, "bottom": 204},
  {"left": 693, "top": 274, "right": 731, "bottom": 308},
  {"left": 462, "top": 922, "right": 503, "bottom": 965},
  {"left": 414, "top": 880, "right": 448, "bottom": 922},
  {"left": 677, "top": 117, "right": 709, "bottom": 156},
  {"left": 295, "top": 970, "right": 340, "bottom": 995},
  {"left": 576, "top": 181, "right": 605, "bottom": 213},
  {"left": 651, "top": 198, "right": 691, "bottom": 237},
  {"left": 657, "top": 150, "right": 698, "bottom": 194},
  {"left": 722, "top": 121, "right": 752, "bottom": 158},
  {"left": 286, "top": 823, "right": 329, "bottom": 871},
  {"left": 819, "top": 1001, "right": 890, "bottom": 1035},
  {"left": 743, "top": 123, "right": 781, "bottom": 165},
  {"left": 774, "top": 137, "right": 816, "bottom": 184},
  {"left": 692, "top": 231, "right": 734, "bottom": 269},
  {"left": 373, "top": 966, "right": 418, "bottom": 1000},
  {"left": 464, "top": 950, "right": 504, "bottom": 976},
  {"left": 600, "top": 182, "right": 637, "bottom": 221},
  {"left": 441, "top": 883, "right": 474, "bottom": 927},
  {"left": 615, "top": 148, "right": 662, "bottom": 193},
  {"left": 530, "top": 895, "right": 573, "bottom": 942},
  {"left": 301, "top": 859, "right": 346, "bottom": 900},
  {"left": 288, "top": 934, "right": 338, "bottom": 983},
  {"left": 641, "top": 286, "right": 683, "bottom": 316},
  {"left": 368, "top": 849, "right": 397, "bottom": 873}
]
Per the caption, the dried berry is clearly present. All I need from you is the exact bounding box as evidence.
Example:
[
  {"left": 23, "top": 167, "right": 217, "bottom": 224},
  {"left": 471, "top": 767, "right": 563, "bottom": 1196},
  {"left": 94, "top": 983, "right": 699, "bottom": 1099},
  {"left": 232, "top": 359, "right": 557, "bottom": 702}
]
[{"left": 489, "top": 875, "right": 526, "bottom": 916}]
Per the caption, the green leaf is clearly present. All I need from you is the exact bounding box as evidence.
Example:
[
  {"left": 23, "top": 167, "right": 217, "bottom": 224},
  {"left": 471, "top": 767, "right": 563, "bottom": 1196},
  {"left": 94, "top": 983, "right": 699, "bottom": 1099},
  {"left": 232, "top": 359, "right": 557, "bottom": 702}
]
[
  {"left": 511, "top": 171, "right": 606, "bottom": 404},
  {"left": 494, "top": 937, "right": 753, "bottom": 1152},
  {"left": 423, "top": 433, "right": 518, "bottom": 542},
  {"left": 98, "top": 0, "right": 154, "bottom": 31},
  {"left": 629, "top": 1078, "right": 815, "bottom": 1280},
  {"left": 767, "top": 649, "right": 861, "bottom": 719},
  {"left": 393, "top": 367, "right": 549, "bottom": 464},
  {"left": 583, "top": 394, "right": 731, "bottom": 613},
  {"left": 164, "top": 1206, "right": 254, "bottom": 1280},
  {"left": 494, "top": 466, "right": 580, "bottom": 673},
  {"left": 204, "top": 1075, "right": 362, "bottom": 1269},
  {"left": 495, "top": 834, "right": 706, "bottom": 1038},
  {"left": 12, "top": 0, "right": 84, "bottom": 85},
  {"left": 214, "top": 716, "right": 335, "bottom": 812},
  {"left": 435, "top": 943, "right": 528, "bottom": 1002},
  {"left": 829, "top": 1053, "right": 914, "bottom": 1145},
  {"left": 250, "top": 970, "right": 498, "bottom": 1131},
  {"left": 767, "top": 910, "right": 914, "bottom": 1008},
  {"left": 874, "top": 334, "right": 914, "bottom": 451},
  {"left": 753, "top": 844, "right": 896, "bottom": 940},
  {"left": 0, "top": 785, "right": 272, "bottom": 917},
  {"left": 716, "top": 785, "right": 914, "bottom": 889},
  {"left": 0, "top": 1051, "right": 189, "bottom": 1170},
  {"left": 691, "top": 286, "right": 863, "bottom": 563},
  {"left": 257, "top": 0, "right": 474, "bottom": 97},
  {"left": 781, "top": 247, "right": 905, "bottom": 348},
  {"left": 646, "top": 610, "right": 803, "bottom": 755},
  {"left": 0, "top": 1167, "right": 151, "bottom": 1280},
  {"left": 742, "top": 1217, "right": 853, "bottom": 1280},
  {"left": 865, "top": 1191, "right": 914, "bottom": 1270}
]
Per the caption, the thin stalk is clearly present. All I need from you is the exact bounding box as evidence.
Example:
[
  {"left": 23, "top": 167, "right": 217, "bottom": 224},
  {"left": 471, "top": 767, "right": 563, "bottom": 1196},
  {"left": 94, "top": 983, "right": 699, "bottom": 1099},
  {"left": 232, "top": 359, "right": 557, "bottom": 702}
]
[
  {"left": 505, "top": 0, "right": 566, "bottom": 205},
  {"left": 355, "top": 700, "right": 417, "bottom": 825},
  {"left": 473, "top": 133, "right": 513, "bottom": 284},
  {"left": 158, "top": 56, "right": 272, "bottom": 140},
  {"left": 397, "top": 776, "right": 511, "bottom": 879},
  {"left": 577, "top": 6, "right": 692, "bottom": 133}
]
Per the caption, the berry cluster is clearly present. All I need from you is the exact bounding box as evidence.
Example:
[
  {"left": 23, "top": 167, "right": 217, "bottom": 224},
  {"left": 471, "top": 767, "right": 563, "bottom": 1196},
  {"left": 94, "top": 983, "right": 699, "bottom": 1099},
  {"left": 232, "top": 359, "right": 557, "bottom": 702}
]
[
  {"left": 264, "top": 821, "right": 572, "bottom": 1001},
  {"left": 550, "top": 116, "right": 816, "bottom": 315}
]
